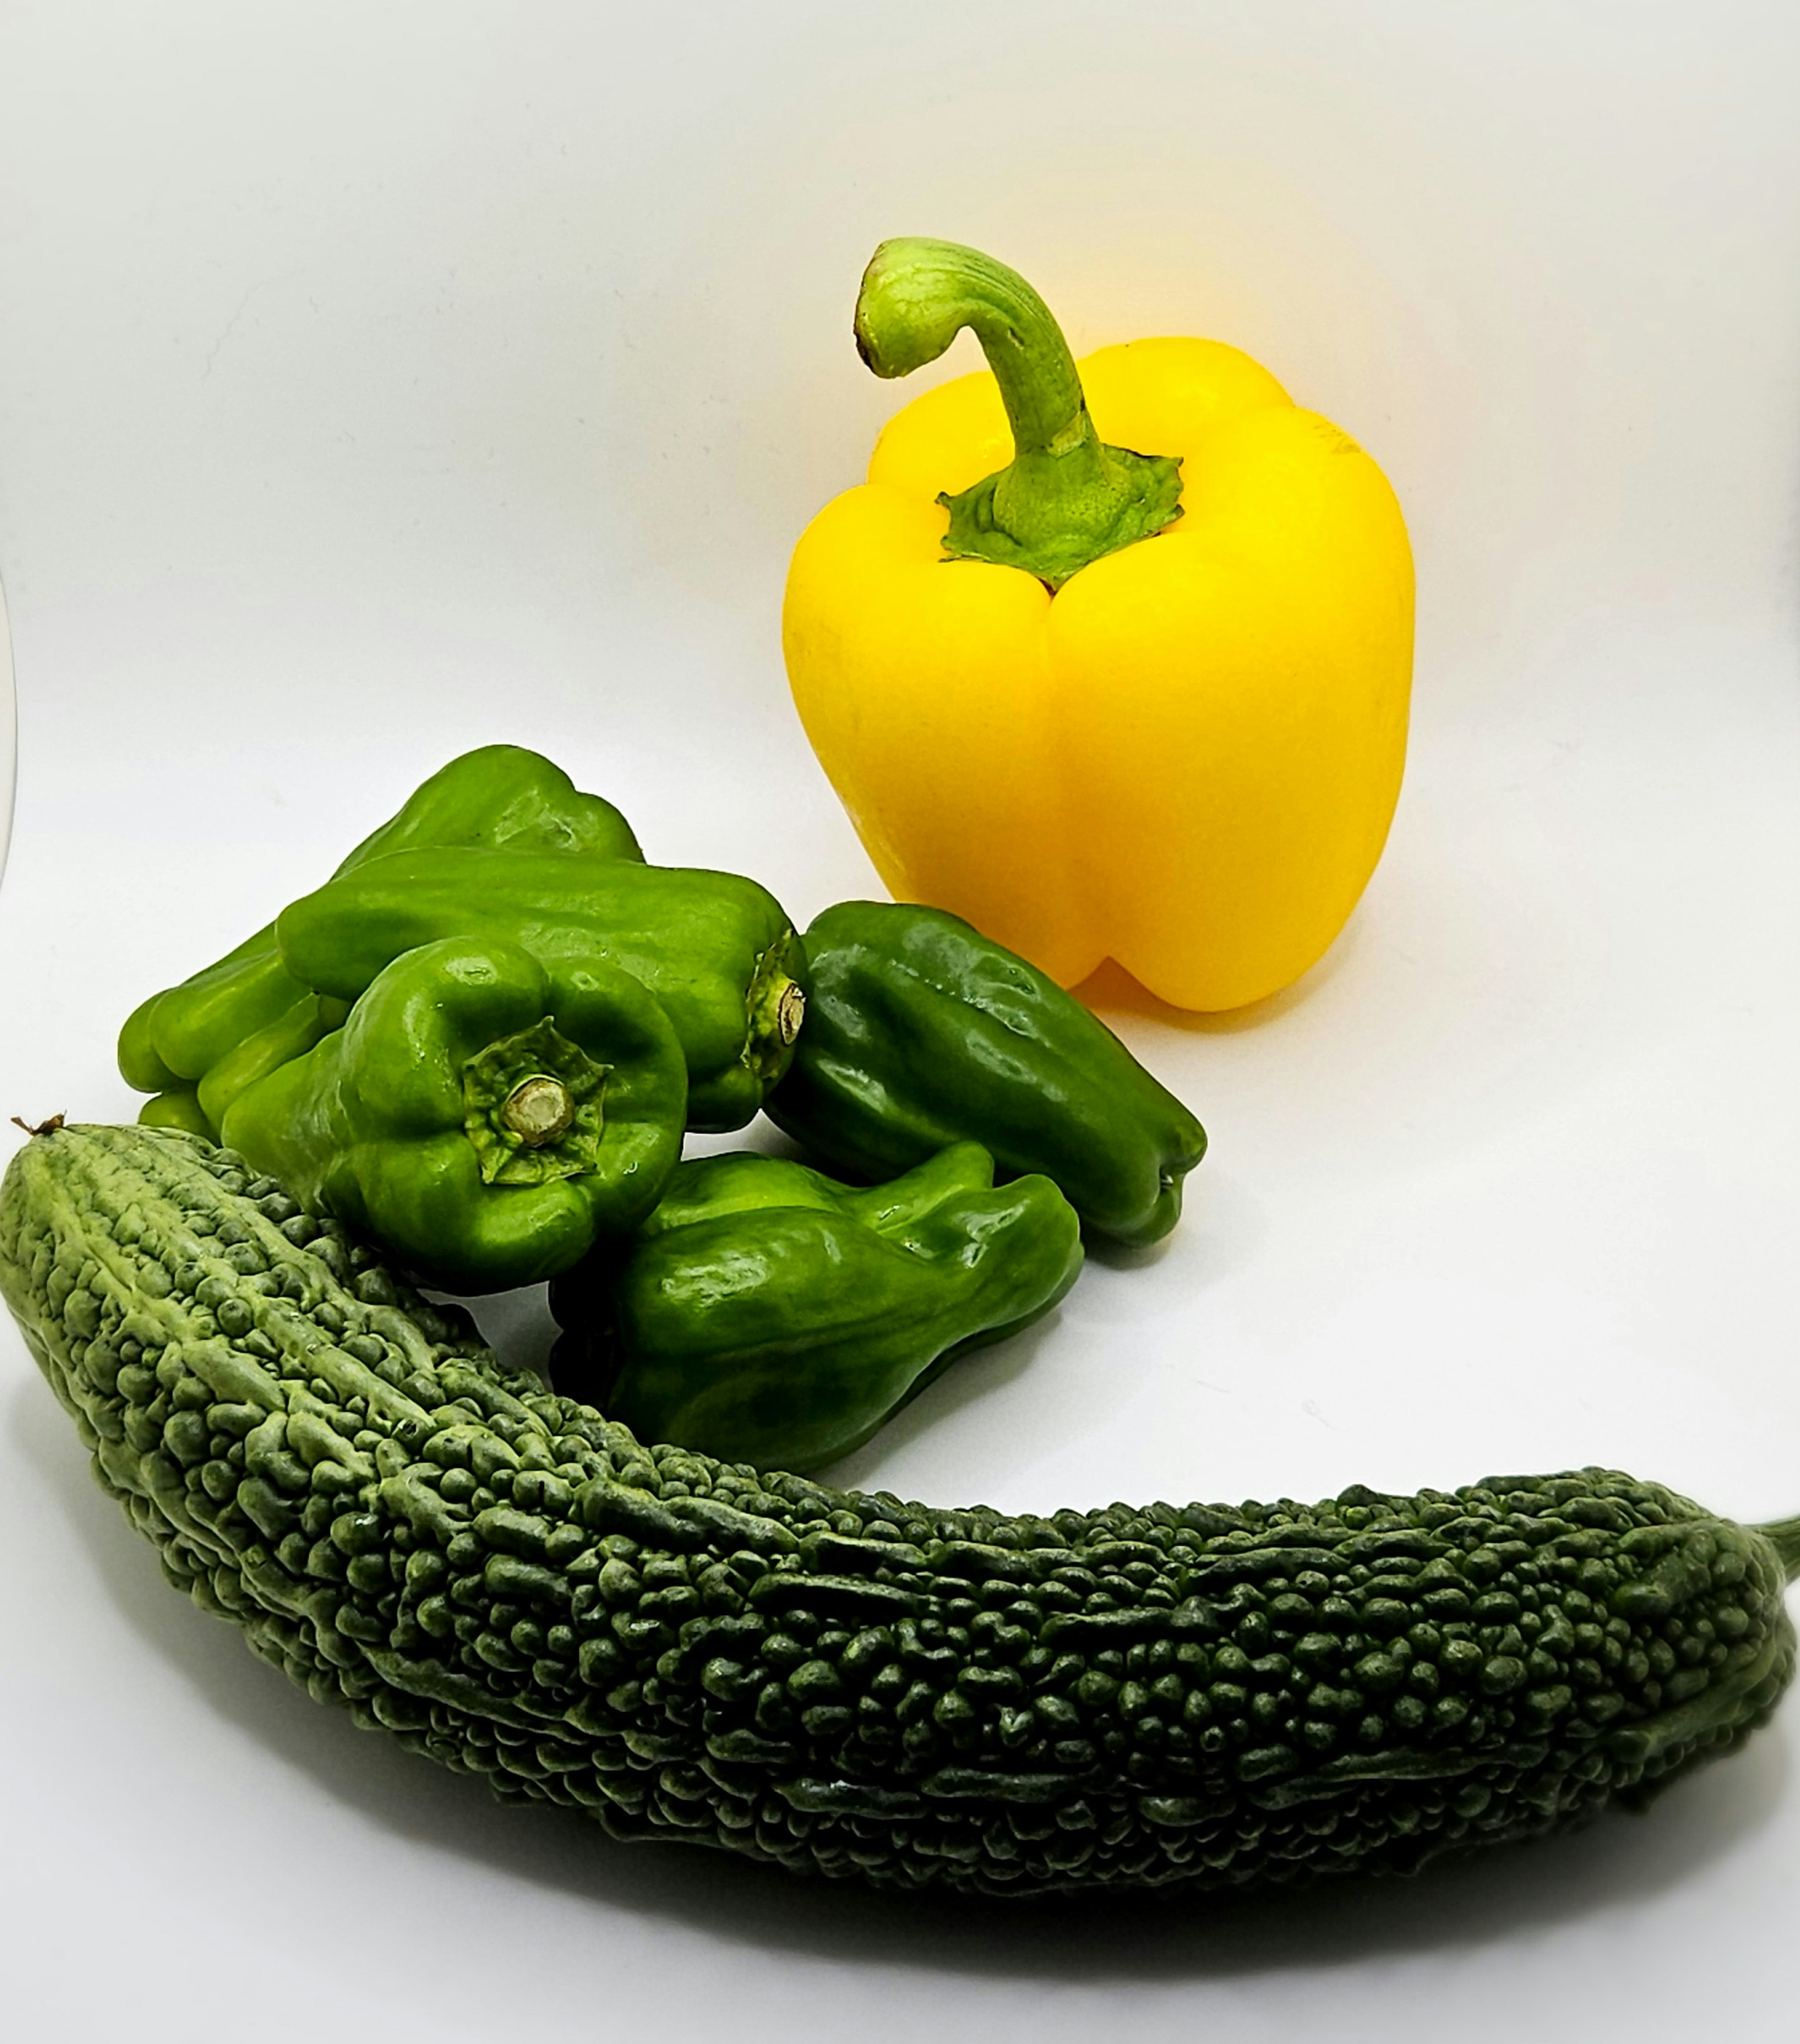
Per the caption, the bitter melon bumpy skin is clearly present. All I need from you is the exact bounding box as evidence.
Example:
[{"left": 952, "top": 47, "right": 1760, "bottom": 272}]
[{"left": 4, "top": 1122, "right": 1795, "bottom": 1898}]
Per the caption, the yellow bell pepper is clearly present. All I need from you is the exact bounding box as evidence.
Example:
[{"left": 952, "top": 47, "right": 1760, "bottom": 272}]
[{"left": 783, "top": 239, "right": 1414, "bottom": 1011}]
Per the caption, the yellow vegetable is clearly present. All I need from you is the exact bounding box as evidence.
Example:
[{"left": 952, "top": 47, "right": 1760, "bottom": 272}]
[{"left": 783, "top": 238, "right": 1414, "bottom": 1010}]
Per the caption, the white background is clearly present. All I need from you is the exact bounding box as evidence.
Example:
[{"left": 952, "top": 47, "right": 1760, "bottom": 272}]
[{"left": 3, "top": 3, "right": 1800, "bottom": 2037}]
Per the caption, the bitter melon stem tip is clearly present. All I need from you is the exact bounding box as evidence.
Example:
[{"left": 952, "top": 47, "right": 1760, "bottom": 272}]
[
  {"left": 1753, "top": 1513, "right": 1800, "bottom": 1584},
  {"left": 10, "top": 1114, "right": 65, "bottom": 1138}
]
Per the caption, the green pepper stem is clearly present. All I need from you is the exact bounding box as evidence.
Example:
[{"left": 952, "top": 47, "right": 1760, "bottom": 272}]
[
  {"left": 854, "top": 238, "right": 1182, "bottom": 590},
  {"left": 775, "top": 980, "right": 806, "bottom": 1047},
  {"left": 502, "top": 1075, "right": 575, "bottom": 1149}
]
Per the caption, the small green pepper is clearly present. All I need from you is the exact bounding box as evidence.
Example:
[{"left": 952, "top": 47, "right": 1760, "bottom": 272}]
[
  {"left": 118, "top": 744, "right": 644, "bottom": 1109},
  {"left": 195, "top": 990, "right": 352, "bottom": 1131},
  {"left": 220, "top": 936, "right": 686, "bottom": 1292},
  {"left": 548, "top": 1142, "right": 1083, "bottom": 1473},
  {"left": 766, "top": 901, "right": 1207, "bottom": 1246},
  {"left": 135, "top": 1088, "right": 217, "bottom": 1139},
  {"left": 277, "top": 849, "right": 806, "bottom": 1133}
]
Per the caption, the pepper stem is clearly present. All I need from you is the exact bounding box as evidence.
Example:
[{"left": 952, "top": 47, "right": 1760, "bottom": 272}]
[
  {"left": 854, "top": 237, "right": 1182, "bottom": 590},
  {"left": 462, "top": 1020, "right": 610, "bottom": 1187},
  {"left": 502, "top": 1075, "right": 575, "bottom": 1149},
  {"left": 741, "top": 931, "right": 808, "bottom": 1091},
  {"left": 775, "top": 980, "right": 805, "bottom": 1047}
]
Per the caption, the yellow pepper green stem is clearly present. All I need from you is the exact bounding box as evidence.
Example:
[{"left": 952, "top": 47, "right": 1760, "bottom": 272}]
[{"left": 855, "top": 239, "right": 1182, "bottom": 590}]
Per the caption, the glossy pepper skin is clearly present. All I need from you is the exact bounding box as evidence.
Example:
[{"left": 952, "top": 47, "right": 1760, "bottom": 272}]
[
  {"left": 277, "top": 849, "right": 806, "bottom": 1133},
  {"left": 784, "top": 239, "right": 1414, "bottom": 1011},
  {"left": 766, "top": 901, "right": 1205, "bottom": 1247},
  {"left": 220, "top": 936, "right": 686, "bottom": 1292},
  {"left": 548, "top": 1143, "right": 1082, "bottom": 1473},
  {"left": 119, "top": 745, "right": 645, "bottom": 1134}
]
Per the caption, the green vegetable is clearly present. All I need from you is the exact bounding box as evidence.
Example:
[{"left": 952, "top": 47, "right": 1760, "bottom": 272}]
[
  {"left": 219, "top": 938, "right": 686, "bottom": 1291},
  {"left": 5, "top": 1120, "right": 1794, "bottom": 1898},
  {"left": 117, "top": 744, "right": 645, "bottom": 1120},
  {"left": 767, "top": 901, "right": 1207, "bottom": 1245},
  {"left": 549, "top": 1143, "right": 1083, "bottom": 1472},
  {"left": 197, "top": 991, "right": 352, "bottom": 1132},
  {"left": 136, "top": 1088, "right": 218, "bottom": 1138},
  {"left": 277, "top": 849, "right": 806, "bottom": 1132}
]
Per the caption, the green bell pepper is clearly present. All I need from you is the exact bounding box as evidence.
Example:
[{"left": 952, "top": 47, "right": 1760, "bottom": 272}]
[
  {"left": 765, "top": 901, "right": 1207, "bottom": 1247},
  {"left": 220, "top": 936, "right": 686, "bottom": 1292},
  {"left": 276, "top": 849, "right": 806, "bottom": 1133},
  {"left": 547, "top": 1142, "right": 1083, "bottom": 1473},
  {"left": 119, "top": 744, "right": 644, "bottom": 1121}
]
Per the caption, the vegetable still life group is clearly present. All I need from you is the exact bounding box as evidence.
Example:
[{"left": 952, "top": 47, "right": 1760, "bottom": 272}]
[{"left": 6, "top": 240, "right": 1793, "bottom": 1904}]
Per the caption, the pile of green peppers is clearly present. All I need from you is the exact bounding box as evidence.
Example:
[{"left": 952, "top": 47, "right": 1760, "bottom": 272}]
[{"left": 117, "top": 745, "right": 1207, "bottom": 1473}]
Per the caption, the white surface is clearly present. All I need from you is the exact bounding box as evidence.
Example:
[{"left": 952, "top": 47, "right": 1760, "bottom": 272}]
[
  {"left": 0, "top": 574, "right": 13, "bottom": 887},
  {"left": 3, "top": 4, "right": 1800, "bottom": 2039}
]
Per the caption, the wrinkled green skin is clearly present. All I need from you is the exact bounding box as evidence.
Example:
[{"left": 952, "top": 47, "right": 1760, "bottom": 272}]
[
  {"left": 119, "top": 745, "right": 645, "bottom": 1128},
  {"left": 548, "top": 1144, "right": 1083, "bottom": 1473},
  {"left": 768, "top": 902, "right": 1208, "bottom": 1246},
  {"left": 5, "top": 1124, "right": 1795, "bottom": 1898},
  {"left": 220, "top": 939, "right": 687, "bottom": 1293},
  {"left": 277, "top": 849, "right": 805, "bottom": 1133}
]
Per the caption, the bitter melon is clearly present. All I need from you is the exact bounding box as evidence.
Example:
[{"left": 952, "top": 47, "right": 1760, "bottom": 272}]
[{"left": 3, "top": 1121, "right": 1794, "bottom": 1897}]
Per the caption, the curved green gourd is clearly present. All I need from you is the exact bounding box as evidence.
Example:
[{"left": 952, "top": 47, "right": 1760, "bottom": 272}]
[{"left": 3, "top": 1121, "right": 1793, "bottom": 1898}]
